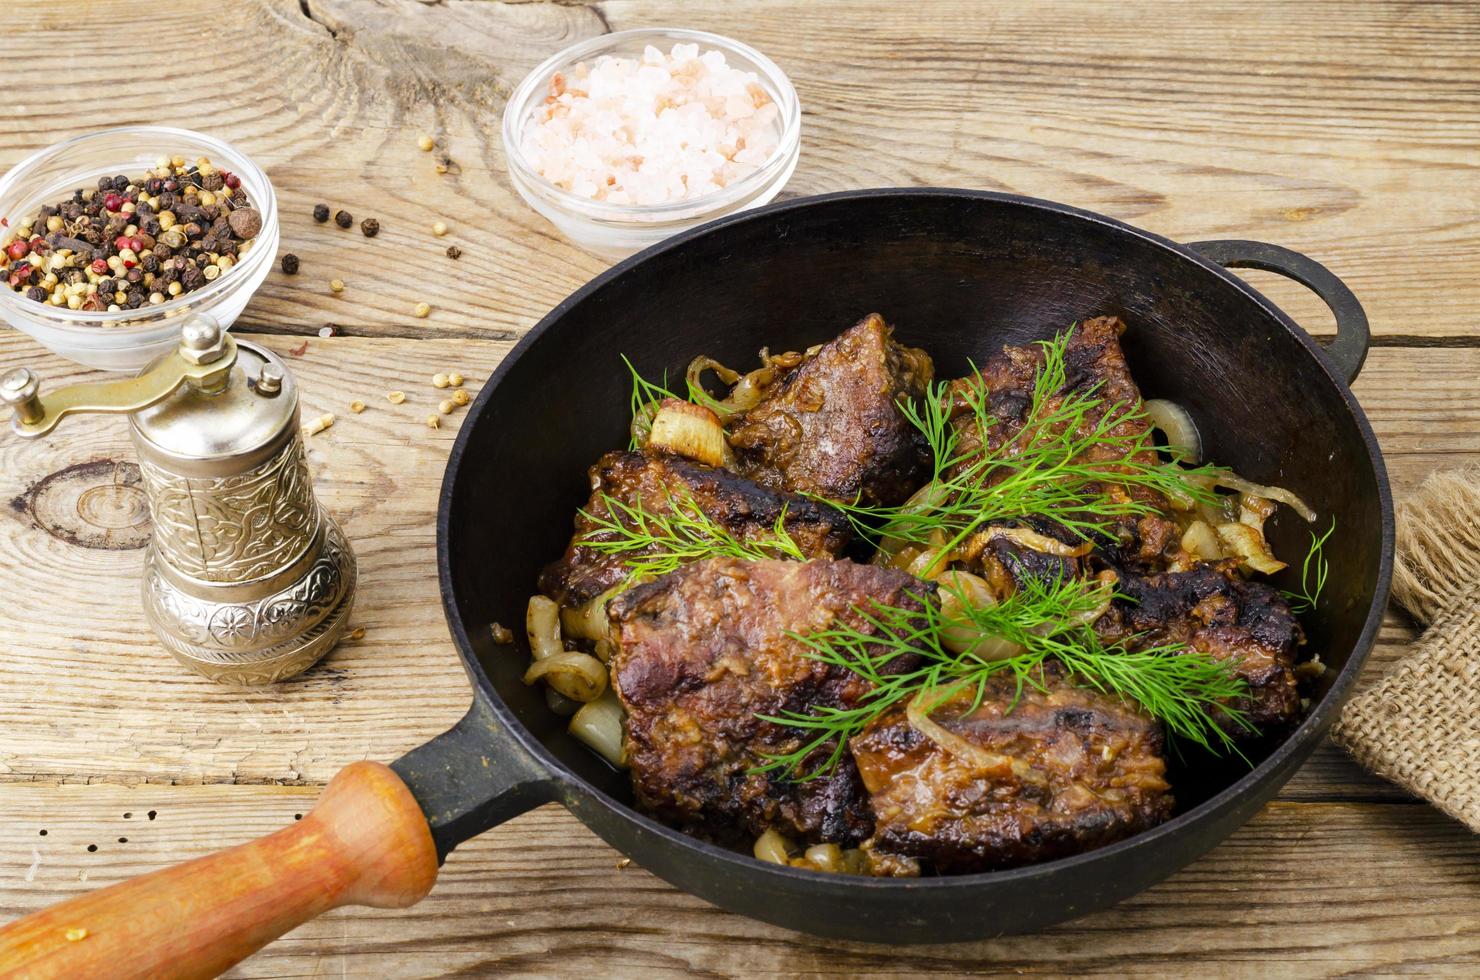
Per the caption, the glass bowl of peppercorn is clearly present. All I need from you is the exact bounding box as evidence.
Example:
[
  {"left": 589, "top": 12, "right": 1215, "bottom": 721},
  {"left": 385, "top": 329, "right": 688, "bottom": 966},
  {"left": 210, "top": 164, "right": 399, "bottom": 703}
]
[{"left": 0, "top": 126, "right": 277, "bottom": 371}]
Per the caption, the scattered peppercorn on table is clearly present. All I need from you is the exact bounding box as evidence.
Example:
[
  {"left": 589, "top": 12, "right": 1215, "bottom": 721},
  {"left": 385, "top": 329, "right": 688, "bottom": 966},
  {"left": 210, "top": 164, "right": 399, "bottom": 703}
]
[{"left": 1, "top": 1, "right": 1478, "bottom": 976}]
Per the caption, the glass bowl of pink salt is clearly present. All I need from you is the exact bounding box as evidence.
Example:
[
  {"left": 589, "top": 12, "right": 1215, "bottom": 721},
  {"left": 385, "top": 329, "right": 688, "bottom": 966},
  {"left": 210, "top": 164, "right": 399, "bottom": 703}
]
[{"left": 503, "top": 28, "right": 801, "bottom": 259}]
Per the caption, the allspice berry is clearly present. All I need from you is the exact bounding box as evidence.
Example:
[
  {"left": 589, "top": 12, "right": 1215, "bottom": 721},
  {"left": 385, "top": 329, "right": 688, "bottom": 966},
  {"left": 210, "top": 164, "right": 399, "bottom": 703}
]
[
  {"left": 227, "top": 207, "right": 262, "bottom": 239},
  {"left": 334, "top": 209, "right": 353, "bottom": 229}
]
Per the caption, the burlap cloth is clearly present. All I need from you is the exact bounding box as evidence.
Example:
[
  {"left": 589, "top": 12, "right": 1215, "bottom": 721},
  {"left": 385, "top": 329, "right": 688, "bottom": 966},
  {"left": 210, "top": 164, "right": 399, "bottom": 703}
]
[{"left": 1331, "top": 466, "right": 1480, "bottom": 831}]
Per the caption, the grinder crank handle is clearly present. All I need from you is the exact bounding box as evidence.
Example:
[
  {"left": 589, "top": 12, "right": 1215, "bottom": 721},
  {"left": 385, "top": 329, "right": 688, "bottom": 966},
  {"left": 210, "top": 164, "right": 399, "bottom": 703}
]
[{"left": 0, "top": 763, "right": 439, "bottom": 980}]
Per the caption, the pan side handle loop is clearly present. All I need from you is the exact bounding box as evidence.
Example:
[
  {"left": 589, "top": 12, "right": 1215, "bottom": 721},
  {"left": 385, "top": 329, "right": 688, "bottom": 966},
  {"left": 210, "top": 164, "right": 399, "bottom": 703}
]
[
  {"left": 392, "top": 695, "right": 559, "bottom": 862},
  {"left": 1189, "top": 239, "right": 1370, "bottom": 384}
]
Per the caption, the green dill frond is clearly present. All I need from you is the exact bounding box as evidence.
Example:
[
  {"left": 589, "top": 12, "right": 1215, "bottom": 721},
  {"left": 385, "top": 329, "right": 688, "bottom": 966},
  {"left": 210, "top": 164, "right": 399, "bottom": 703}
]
[
  {"left": 1281, "top": 518, "right": 1336, "bottom": 614},
  {"left": 577, "top": 488, "right": 806, "bottom": 589},
  {"left": 753, "top": 575, "right": 1249, "bottom": 781},
  {"left": 623, "top": 355, "right": 686, "bottom": 450}
]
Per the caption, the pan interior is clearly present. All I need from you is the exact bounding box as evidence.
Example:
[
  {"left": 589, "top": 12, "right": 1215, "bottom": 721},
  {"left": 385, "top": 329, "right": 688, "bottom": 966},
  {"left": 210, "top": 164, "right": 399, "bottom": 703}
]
[{"left": 442, "top": 191, "right": 1385, "bottom": 829}]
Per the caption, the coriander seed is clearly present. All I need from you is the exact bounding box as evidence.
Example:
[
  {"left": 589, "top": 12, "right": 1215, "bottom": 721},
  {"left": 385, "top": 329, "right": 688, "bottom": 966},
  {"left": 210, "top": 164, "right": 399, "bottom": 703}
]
[
  {"left": 432, "top": 221, "right": 448, "bottom": 236},
  {"left": 329, "top": 278, "right": 345, "bottom": 293},
  {"left": 426, "top": 414, "right": 440, "bottom": 429},
  {"left": 350, "top": 400, "right": 366, "bottom": 413},
  {"left": 360, "top": 217, "right": 380, "bottom": 238},
  {"left": 417, "top": 135, "right": 435, "bottom": 152},
  {"left": 448, "top": 372, "right": 464, "bottom": 387},
  {"left": 452, "top": 388, "right": 470, "bottom": 407},
  {"left": 334, "top": 209, "right": 353, "bottom": 229},
  {"left": 387, "top": 390, "right": 406, "bottom": 404},
  {"left": 413, "top": 302, "right": 431, "bottom": 318},
  {"left": 438, "top": 399, "right": 455, "bottom": 415},
  {"left": 312, "top": 203, "right": 330, "bottom": 222},
  {"left": 433, "top": 373, "right": 450, "bottom": 389},
  {"left": 280, "top": 253, "right": 300, "bottom": 274}
]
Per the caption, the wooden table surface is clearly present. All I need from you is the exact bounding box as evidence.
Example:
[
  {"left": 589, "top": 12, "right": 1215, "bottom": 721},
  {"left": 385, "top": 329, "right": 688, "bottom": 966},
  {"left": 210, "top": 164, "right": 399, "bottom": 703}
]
[{"left": 2, "top": 1, "right": 1478, "bottom": 976}]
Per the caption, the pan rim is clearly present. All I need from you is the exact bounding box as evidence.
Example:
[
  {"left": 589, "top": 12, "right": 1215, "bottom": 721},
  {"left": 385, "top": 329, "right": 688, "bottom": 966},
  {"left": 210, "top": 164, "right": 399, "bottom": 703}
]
[{"left": 435, "top": 187, "right": 1395, "bottom": 894}]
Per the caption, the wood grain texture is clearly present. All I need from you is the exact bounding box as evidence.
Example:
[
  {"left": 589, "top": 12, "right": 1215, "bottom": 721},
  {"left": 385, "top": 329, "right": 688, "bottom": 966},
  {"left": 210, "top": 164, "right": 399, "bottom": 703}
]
[
  {"left": 3, "top": 0, "right": 1480, "bottom": 975},
  {"left": 1, "top": 0, "right": 1477, "bottom": 340},
  {"left": 0, "top": 786, "right": 1477, "bottom": 978}
]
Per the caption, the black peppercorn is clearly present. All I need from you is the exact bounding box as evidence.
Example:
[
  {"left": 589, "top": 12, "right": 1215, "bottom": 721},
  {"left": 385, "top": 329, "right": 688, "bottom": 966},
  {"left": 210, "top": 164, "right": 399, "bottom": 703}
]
[
  {"left": 281, "top": 253, "right": 300, "bottom": 275},
  {"left": 334, "top": 209, "right": 353, "bottom": 229},
  {"left": 201, "top": 172, "right": 225, "bottom": 192},
  {"left": 97, "top": 176, "right": 114, "bottom": 192},
  {"left": 141, "top": 254, "right": 160, "bottom": 274},
  {"left": 360, "top": 217, "right": 379, "bottom": 238},
  {"left": 112, "top": 175, "right": 129, "bottom": 191},
  {"left": 25, "top": 286, "right": 45, "bottom": 302},
  {"left": 312, "top": 203, "right": 330, "bottom": 222},
  {"left": 445, "top": 245, "right": 462, "bottom": 260}
]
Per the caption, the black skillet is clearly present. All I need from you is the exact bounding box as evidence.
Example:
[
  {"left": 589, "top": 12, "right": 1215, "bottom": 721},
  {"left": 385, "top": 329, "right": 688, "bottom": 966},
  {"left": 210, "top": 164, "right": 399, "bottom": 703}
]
[{"left": 0, "top": 190, "right": 1393, "bottom": 977}]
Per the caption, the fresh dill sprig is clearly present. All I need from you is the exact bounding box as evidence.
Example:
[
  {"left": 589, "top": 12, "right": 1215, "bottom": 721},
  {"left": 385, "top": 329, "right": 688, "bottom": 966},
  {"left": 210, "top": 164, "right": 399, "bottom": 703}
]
[
  {"left": 1281, "top": 518, "right": 1335, "bottom": 614},
  {"left": 753, "top": 575, "right": 1250, "bottom": 780},
  {"left": 578, "top": 489, "right": 806, "bottom": 589},
  {"left": 830, "top": 331, "right": 1227, "bottom": 572},
  {"left": 623, "top": 355, "right": 686, "bottom": 450}
]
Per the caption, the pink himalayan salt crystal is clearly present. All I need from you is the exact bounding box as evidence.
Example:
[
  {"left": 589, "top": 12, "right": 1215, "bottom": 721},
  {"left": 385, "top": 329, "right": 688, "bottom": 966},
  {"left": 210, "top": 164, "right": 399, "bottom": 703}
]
[{"left": 522, "top": 43, "right": 782, "bottom": 206}]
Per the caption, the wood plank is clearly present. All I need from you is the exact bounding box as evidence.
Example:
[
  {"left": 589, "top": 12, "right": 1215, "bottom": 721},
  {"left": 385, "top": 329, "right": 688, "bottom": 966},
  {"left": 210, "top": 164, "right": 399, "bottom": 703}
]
[
  {"left": 0, "top": 785, "right": 1475, "bottom": 977},
  {"left": 0, "top": 1, "right": 1478, "bottom": 340}
]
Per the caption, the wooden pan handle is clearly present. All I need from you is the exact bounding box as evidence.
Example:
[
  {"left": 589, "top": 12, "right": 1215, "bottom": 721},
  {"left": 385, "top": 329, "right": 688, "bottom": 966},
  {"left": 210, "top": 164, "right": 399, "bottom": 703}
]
[{"left": 0, "top": 762, "right": 439, "bottom": 980}]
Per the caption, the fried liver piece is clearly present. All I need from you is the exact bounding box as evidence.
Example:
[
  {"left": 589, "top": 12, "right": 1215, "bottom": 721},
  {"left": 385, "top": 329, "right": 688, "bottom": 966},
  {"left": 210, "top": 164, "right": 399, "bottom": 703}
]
[
  {"left": 945, "top": 315, "right": 1179, "bottom": 570},
  {"left": 728, "top": 313, "right": 934, "bottom": 507},
  {"left": 852, "top": 668, "right": 1173, "bottom": 874},
  {"left": 539, "top": 450, "right": 851, "bottom": 608},
  {"left": 1096, "top": 561, "right": 1304, "bottom": 732},
  {"left": 608, "top": 557, "right": 934, "bottom": 847}
]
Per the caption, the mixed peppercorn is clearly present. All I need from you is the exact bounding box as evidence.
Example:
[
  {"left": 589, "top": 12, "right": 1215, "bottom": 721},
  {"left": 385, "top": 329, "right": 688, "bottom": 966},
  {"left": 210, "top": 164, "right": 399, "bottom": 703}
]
[{"left": 0, "top": 156, "right": 259, "bottom": 312}]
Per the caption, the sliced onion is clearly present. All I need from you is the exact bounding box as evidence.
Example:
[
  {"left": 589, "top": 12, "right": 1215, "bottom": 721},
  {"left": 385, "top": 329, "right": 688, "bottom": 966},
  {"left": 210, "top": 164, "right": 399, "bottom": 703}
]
[
  {"left": 907, "top": 692, "right": 1051, "bottom": 787},
  {"left": 974, "top": 526, "right": 1093, "bottom": 558},
  {"left": 1217, "top": 522, "right": 1287, "bottom": 574},
  {"left": 569, "top": 690, "right": 627, "bottom": 767},
  {"left": 1144, "top": 398, "right": 1203, "bottom": 462},
  {"left": 561, "top": 585, "right": 619, "bottom": 647},
  {"left": 1215, "top": 473, "right": 1317, "bottom": 523},
  {"left": 753, "top": 828, "right": 794, "bottom": 865},
  {"left": 937, "top": 571, "right": 1020, "bottom": 657},
  {"left": 1180, "top": 520, "right": 1224, "bottom": 562},
  {"left": 526, "top": 595, "right": 562, "bottom": 662},
  {"left": 877, "top": 481, "right": 951, "bottom": 558},
  {"left": 646, "top": 398, "right": 734, "bottom": 468},
  {"left": 524, "top": 650, "right": 608, "bottom": 702},
  {"left": 687, "top": 355, "right": 778, "bottom": 420},
  {"left": 803, "top": 843, "right": 845, "bottom": 873},
  {"left": 544, "top": 686, "right": 582, "bottom": 717}
]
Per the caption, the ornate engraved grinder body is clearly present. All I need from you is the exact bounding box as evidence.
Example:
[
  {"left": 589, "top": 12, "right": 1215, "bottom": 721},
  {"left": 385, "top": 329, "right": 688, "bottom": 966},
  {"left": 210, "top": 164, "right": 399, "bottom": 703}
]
[{"left": 2, "top": 319, "right": 355, "bottom": 684}]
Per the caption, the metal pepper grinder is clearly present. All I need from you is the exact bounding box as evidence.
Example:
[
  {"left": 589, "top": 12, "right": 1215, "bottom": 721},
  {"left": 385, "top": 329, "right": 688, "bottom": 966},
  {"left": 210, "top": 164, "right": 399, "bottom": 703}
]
[{"left": 1, "top": 318, "right": 356, "bottom": 685}]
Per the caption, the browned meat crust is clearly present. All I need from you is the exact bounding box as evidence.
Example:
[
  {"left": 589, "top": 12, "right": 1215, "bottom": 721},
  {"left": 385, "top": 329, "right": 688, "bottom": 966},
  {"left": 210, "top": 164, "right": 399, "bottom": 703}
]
[
  {"left": 539, "top": 450, "right": 851, "bottom": 607},
  {"left": 1096, "top": 561, "right": 1304, "bottom": 732},
  {"left": 608, "top": 557, "right": 935, "bottom": 846},
  {"left": 729, "top": 313, "right": 934, "bottom": 507},
  {"left": 852, "top": 667, "right": 1172, "bottom": 874},
  {"left": 946, "top": 315, "right": 1178, "bottom": 570}
]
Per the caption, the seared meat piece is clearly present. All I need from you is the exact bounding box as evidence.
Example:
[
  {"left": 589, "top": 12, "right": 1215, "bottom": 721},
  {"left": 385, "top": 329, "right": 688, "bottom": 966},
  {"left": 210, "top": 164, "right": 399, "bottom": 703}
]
[
  {"left": 729, "top": 313, "right": 934, "bottom": 507},
  {"left": 539, "top": 450, "right": 850, "bottom": 607},
  {"left": 1096, "top": 561, "right": 1303, "bottom": 731},
  {"left": 852, "top": 667, "right": 1172, "bottom": 874},
  {"left": 609, "top": 557, "right": 934, "bottom": 846},
  {"left": 946, "top": 315, "right": 1179, "bottom": 570}
]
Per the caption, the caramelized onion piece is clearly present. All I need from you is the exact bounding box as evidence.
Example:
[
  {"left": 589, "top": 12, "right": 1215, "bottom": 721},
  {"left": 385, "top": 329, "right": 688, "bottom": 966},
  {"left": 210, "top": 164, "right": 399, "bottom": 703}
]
[
  {"left": 569, "top": 690, "right": 627, "bottom": 766},
  {"left": 753, "top": 828, "right": 795, "bottom": 865},
  {"left": 937, "top": 571, "right": 1019, "bottom": 657},
  {"left": 1215, "top": 474, "right": 1316, "bottom": 523},
  {"left": 1144, "top": 398, "right": 1203, "bottom": 462},
  {"left": 1217, "top": 522, "right": 1287, "bottom": 574},
  {"left": 877, "top": 481, "right": 951, "bottom": 558},
  {"left": 561, "top": 586, "right": 620, "bottom": 661},
  {"left": 526, "top": 595, "right": 562, "bottom": 662},
  {"left": 974, "top": 526, "right": 1094, "bottom": 558},
  {"left": 906, "top": 692, "right": 1048, "bottom": 785},
  {"left": 524, "top": 650, "right": 608, "bottom": 702},
  {"left": 1180, "top": 520, "right": 1224, "bottom": 562},
  {"left": 646, "top": 398, "right": 735, "bottom": 468}
]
